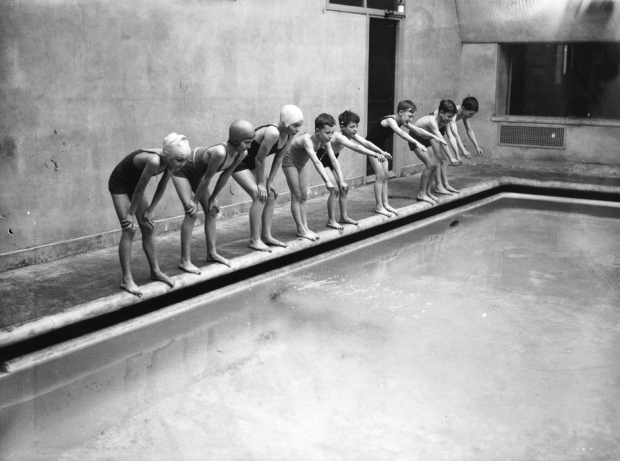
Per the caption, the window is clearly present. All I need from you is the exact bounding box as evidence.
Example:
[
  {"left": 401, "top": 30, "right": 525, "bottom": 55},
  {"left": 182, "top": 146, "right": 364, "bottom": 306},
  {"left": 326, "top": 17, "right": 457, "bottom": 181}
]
[
  {"left": 505, "top": 43, "right": 620, "bottom": 119},
  {"left": 328, "top": 0, "right": 405, "bottom": 16}
]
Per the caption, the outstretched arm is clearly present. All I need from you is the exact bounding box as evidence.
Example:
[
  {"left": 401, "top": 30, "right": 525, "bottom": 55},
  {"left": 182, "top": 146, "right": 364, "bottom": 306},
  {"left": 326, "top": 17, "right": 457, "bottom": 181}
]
[
  {"left": 443, "top": 126, "right": 461, "bottom": 165},
  {"left": 266, "top": 130, "right": 295, "bottom": 199},
  {"left": 336, "top": 132, "right": 386, "bottom": 162},
  {"left": 183, "top": 147, "right": 227, "bottom": 217},
  {"left": 143, "top": 169, "right": 172, "bottom": 227},
  {"left": 208, "top": 151, "right": 247, "bottom": 212},
  {"left": 424, "top": 120, "right": 459, "bottom": 165},
  {"left": 384, "top": 118, "right": 429, "bottom": 153},
  {"left": 123, "top": 156, "right": 160, "bottom": 231},
  {"left": 463, "top": 118, "right": 483, "bottom": 156},
  {"left": 351, "top": 133, "right": 391, "bottom": 159},
  {"left": 404, "top": 122, "right": 448, "bottom": 146},
  {"left": 448, "top": 119, "right": 469, "bottom": 160}
]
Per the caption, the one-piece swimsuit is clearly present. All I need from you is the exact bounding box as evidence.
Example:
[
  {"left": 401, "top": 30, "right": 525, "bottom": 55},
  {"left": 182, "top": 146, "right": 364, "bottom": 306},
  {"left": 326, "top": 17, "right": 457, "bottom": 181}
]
[
  {"left": 173, "top": 144, "right": 227, "bottom": 192},
  {"left": 365, "top": 116, "right": 396, "bottom": 151},
  {"left": 108, "top": 149, "right": 163, "bottom": 197},
  {"left": 233, "top": 125, "right": 288, "bottom": 173}
]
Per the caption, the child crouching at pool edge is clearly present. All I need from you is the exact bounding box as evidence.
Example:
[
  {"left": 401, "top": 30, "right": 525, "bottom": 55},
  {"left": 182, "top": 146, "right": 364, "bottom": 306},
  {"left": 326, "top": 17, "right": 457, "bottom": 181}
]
[
  {"left": 283, "top": 113, "right": 338, "bottom": 241},
  {"left": 108, "top": 133, "right": 191, "bottom": 297},
  {"left": 318, "top": 109, "right": 392, "bottom": 229}
]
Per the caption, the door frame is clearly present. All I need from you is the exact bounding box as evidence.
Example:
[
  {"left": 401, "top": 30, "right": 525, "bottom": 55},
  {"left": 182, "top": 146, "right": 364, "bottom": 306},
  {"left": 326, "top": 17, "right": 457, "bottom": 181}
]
[{"left": 363, "top": 14, "right": 403, "bottom": 184}]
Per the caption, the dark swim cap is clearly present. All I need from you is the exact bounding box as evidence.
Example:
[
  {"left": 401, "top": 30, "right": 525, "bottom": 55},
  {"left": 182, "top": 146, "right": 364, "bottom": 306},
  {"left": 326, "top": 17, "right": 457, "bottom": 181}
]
[{"left": 228, "top": 120, "right": 255, "bottom": 146}]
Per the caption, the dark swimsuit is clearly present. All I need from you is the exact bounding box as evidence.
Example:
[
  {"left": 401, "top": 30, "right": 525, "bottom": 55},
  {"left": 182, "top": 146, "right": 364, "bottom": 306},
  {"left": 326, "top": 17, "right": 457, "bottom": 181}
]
[
  {"left": 316, "top": 147, "right": 339, "bottom": 171},
  {"left": 408, "top": 125, "right": 446, "bottom": 150},
  {"left": 108, "top": 149, "right": 163, "bottom": 197},
  {"left": 233, "top": 125, "right": 287, "bottom": 173},
  {"left": 173, "top": 144, "right": 227, "bottom": 192},
  {"left": 365, "top": 116, "right": 396, "bottom": 151}
]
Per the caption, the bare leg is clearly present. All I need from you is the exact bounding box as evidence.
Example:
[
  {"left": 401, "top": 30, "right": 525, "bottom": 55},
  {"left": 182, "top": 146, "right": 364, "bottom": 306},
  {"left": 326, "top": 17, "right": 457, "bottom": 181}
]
[
  {"left": 261, "top": 196, "right": 287, "bottom": 247},
  {"left": 431, "top": 140, "right": 459, "bottom": 194},
  {"left": 324, "top": 168, "right": 343, "bottom": 230},
  {"left": 111, "top": 193, "right": 142, "bottom": 296},
  {"left": 284, "top": 166, "right": 316, "bottom": 241},
  {"left": 368, "top": 156, "right": 393, "bottom": 217},
  {"left": 171, "top": 176, "right": 201, "bottom": 275},
  {"left": 232, "top": 170, "right": 271, "bottom": 252},
  {"left": 411, "top": 147, "right": 439, "bottom": 205},
  {"left": 134, "top": 196, "right": 175, "bottom": 289},
  {"left": 200, "top": 194, "right": 231, "bottom": 267},
  {"left": 330, "top": 166, "right": 357, "bottom": 225},
  {"left": 381, "top": 161, "right": 399, "bottom": 215},
  {"left": 298, "top": 162, "right": 319, "bottom": 239}
]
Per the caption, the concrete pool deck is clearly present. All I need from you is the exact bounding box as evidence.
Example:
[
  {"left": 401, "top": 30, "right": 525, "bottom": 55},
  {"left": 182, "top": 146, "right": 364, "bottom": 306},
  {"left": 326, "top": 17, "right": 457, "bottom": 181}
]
[{"left": 1, "top": 164, "right": 619, "bottom": 349}]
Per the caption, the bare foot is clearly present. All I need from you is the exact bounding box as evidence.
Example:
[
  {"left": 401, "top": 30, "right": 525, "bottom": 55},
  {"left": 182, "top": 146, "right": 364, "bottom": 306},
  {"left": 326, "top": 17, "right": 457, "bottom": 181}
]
[
  {"left": 207, "top": 253, "right": 231, "bottom": 267},
  {"left": 384, "top": 204, "right": 399, "bottom": 216},
  {"left": 416, "top": 194, "right": 436, "bottom": 205},
  {"left": 249, "top": 239, "right": 272, "bottom": 252},
  {"left": 263, "top": 236, "right": 288, "bottom": 248},
  {"left": 427, "top": 192, "right": 440, "bottom": 202},
  {"left": 311, "top": 230, "right": 321, "bottom": 240},
  {"left": 327, "top": 220, "right": 344, "bottom": 230},
  {"left": 179, "top": 260, "right": 201, "bottom": 275},
  {"left": 297, "top": 231, "right": 317, "bottom": 241},
  {"left": 374, "top": 207, "right": 394, "bottom": 218},
  {"left": 446, "top": 185, "right": 460, "bottom": 193},
  {"left": 151, "top": 271, "right": 175, "bottom": 288},
  {"left": 340, "top": 216, "right": 359, "bottom": 226},
  {"left": 120, "top": 279, "right": 142, "bottom": 297},
  {"left": 433, "top": 187, "right": 452, "bottom": 196}
]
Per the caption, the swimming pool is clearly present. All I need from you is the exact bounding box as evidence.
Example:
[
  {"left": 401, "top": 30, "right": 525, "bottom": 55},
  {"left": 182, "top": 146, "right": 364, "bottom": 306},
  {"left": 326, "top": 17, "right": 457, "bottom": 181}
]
[{"left": 2, "top": 192, "right": 619, "bottom": 460}]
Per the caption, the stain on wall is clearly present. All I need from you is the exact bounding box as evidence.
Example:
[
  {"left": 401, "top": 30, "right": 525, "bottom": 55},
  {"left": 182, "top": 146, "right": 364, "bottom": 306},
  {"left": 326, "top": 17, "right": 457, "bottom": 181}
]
[{"left": 0, "top": 136, "right": 16, "bottom": 159}]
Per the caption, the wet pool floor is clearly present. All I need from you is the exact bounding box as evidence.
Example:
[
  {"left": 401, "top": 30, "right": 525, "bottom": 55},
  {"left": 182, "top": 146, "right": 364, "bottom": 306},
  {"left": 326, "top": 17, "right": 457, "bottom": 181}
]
[{"left": 52, "top": 195, "right": 620, "bottom": 461}]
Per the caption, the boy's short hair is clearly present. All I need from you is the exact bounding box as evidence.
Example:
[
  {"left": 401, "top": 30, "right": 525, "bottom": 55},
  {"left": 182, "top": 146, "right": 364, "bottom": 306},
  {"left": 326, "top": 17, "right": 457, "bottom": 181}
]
[
  {"left": 338, "top": 110, "right": 361, "bottom": 127},
  {"left": 397, "top": 100, "right": 417, "bottom": 113},
  {"left": 462, "top": 96, "right": 479, "bottom": 112},
  {"left": 438, "top": 99, "right": 457, "bottom": 115},
  {"left": 315, "top": 113, "right": 336, "bottom": 130}
]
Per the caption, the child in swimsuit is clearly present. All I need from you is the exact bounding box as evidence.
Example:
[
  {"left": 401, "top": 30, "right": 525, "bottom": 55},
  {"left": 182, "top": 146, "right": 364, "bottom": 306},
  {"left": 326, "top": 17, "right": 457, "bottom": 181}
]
[
  {"left": 172, "top": 120, "right": 255, "bottom": 273},
  {"left": 408, "top": 99, "right": 460, "bottom": 204},
  {"left": 432, "top": 96, "right": 483, "bottom": 163},
  {"left": 231, "top": 105, "right": 302, "bottom": 252},
  {"left": 282, "top": 113, "right": 337, "bottom": 241},
  {"left": 318, "top": 110, "right": 392, "bottom": 229},
  {"left": 108, "top": 133, "right": 191, "bottom": 297},
  {"left": 365, "top": 100, "right": 447, "bottom": 217}
]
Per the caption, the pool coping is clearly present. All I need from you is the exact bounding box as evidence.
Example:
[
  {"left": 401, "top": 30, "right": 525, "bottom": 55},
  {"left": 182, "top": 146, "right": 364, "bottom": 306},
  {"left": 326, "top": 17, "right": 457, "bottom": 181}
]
[{"left": 1, "top": 175, "right": 619, "bottom": 350}]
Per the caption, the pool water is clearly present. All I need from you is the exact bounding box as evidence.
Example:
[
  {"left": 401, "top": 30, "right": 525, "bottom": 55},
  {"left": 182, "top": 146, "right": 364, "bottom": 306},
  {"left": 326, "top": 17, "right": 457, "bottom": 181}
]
[{"left": 24, "top": 195, "right": 620, "bottom": 460}]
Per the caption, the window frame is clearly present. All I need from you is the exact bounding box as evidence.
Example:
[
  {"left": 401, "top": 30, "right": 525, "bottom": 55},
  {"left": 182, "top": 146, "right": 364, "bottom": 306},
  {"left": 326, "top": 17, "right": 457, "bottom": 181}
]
[
  {"left": 325, "top": 0, "right": 406, "bottom": 18},
  {"left": 497, "top": 42, "right": 620, "bottom": 121}
]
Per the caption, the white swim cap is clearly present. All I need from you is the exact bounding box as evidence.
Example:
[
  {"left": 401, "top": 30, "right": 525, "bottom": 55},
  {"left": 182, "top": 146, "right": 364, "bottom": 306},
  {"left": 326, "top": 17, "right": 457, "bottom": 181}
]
[
  {"left": 228, "top": 120, "right": 255, "bottom": 146},
  {"left": 280, "top": 105, "right": 304, "bottom": 127},
  {"left": 162, "top": 133, "right": 190, "bottom": 160}
]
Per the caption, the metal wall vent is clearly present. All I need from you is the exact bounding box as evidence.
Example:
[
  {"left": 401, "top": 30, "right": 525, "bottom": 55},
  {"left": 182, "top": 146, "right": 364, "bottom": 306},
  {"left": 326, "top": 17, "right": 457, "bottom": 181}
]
[{"left": 498, "top": 124, "right": 565, "bottom": 149}]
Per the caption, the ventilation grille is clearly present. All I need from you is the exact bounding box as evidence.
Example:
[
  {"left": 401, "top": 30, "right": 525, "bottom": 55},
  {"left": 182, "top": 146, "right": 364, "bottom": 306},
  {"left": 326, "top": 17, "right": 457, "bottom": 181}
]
[{"left": 498, "top": 124, "right": 565, "bottom": 149}]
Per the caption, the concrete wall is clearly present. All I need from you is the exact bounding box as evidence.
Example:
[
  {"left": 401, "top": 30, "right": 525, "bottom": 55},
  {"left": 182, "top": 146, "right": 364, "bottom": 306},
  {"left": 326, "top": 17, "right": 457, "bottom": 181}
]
[
  {"left": 454, "top": 0, "right": 620, "bottom": 170},
  {"left": 457, "top": 42, "right": 620, "bottom": 170},
  {"left": 455, "top": 0, "right": 620, "bottom": 43},
  {"left": 0, "top": 0, "right": 368, "bottom": 257},
  {"left": 0, "top": 0, "right": 466, "bottom": 267},
  {"left": 395, "top": 0, "right": 463, "bottom": 172}
]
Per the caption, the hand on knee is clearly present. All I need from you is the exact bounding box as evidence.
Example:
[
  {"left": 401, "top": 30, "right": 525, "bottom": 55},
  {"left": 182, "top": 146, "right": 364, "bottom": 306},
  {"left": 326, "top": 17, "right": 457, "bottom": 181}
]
[{"left": 139, "top": 223, "right": 154, "bottom": 236}]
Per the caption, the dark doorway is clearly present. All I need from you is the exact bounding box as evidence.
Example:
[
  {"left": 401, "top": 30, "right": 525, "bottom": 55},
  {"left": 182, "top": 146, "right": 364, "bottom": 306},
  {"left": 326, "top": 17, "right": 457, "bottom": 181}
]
[{"left": 367, "top": 18, "right": 397, "bottom": 176}]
